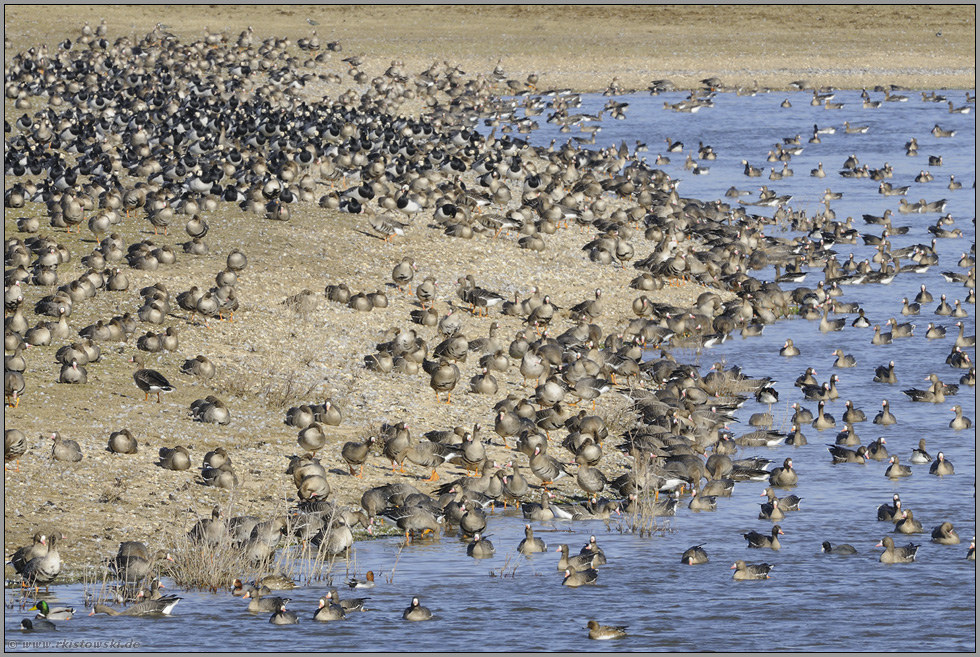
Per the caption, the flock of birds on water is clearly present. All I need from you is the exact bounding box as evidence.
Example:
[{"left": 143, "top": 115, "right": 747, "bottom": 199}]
[{"left": 3, "top": 17, "right": 976, "bottom": 644}]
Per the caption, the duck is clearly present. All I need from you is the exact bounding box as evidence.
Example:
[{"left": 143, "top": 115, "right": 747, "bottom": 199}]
[
  {"left": 894, "top": 510, "right": 924, "bottom": 534},
  {"left": 731, "top": 560, "right": 774, "bottom": 580},
  {"left": 877, "top": 536, "right": 918, "bottom": 563},
  {"left": 89, "top": 595, "right": 182, "bottom": 617},
  {"left": 873, "top": 400, "right": 897, "bottom": 425},
  {"left": 347, "top": 571, "right": 376, "bottom": 590},
  {"left": 586, "top": 620, "right": 628, "bottom": 640},
  {"left": 402, "top": 596, "right": 432, "bottom": 621},
  {"left": 931, "top": 522, "right": 961, "bottom": 545},
  {"left": 929, "top": 451, "right": 954, "bottom": 476},
  {"left": 31, "top": 600, "right": 74, "bottom": 621},
  {"left": 681, "top": 544, "right": 709, "bottom": 565},
  {"left": 744, "top": 525, "right": 784, "bottom": 549},
  {"left": 768, "top": 458, "right": 798, "bottom": 488},
  {"left": 821, "top": 541, "right": 857, "bottom": 555},
  {"left": 20, "top": 619, "right": 57, "bottom": 632},
  {"left": 131, "top": 353, "right": 175, "bottom": 403}
]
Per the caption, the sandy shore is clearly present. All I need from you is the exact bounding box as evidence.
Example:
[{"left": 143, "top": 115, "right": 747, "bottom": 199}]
[
  {"left": 2, "top": 5, "right": 975, "bottom": 581},
  {"left": 4, "top": 4, "right": 976, "bottom": 92}
]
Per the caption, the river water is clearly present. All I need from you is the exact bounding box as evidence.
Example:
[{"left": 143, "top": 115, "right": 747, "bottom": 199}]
[{"left": 5, "top": 89, "right": 975, "bottom": 652}]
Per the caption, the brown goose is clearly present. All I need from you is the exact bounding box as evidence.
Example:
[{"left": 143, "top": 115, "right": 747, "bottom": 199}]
[
  {"left": 744, "top": 525, "right": 784, "bottom": 549},
  {"left": 517, "top": 523, "right": 547, "bottom": 554},
  {"left": 51, "top": 432, "right": 82, "bottom": 462},
  {"left": 108, "top": 429, "right": 138, "bottom": 454},
  {"left": 341, "top": 435, "right": 375, "bottom": 477},
  {"left": 158, "top": 445, "right": 191, "bottom": 471},
  {"left": 876, "top": 536, "right": 918, "bottom": 563},
  {"left": 731, "top": 560, "right": 774, "bottom": 580},
  {"left": 131, "top": 354, "right": 175, "bottom": 403},
  {"left": 931, "top": 521, "right": 961, "bottom": 545}
]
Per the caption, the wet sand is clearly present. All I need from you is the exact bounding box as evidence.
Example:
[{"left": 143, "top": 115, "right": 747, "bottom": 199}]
[{"left": 2, "top": 5, "right": 975, "bottom": 579}]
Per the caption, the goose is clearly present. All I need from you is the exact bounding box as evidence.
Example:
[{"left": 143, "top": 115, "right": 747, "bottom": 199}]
[
  {"left": 811, "top": 401, "right": 836, "bottom": 430},
  {"left": 681, "top": 544, "right": 709, "bottom": 565},
  {"left": 929, "top": 451, "right": 954, "bottom": 476},
  {"left": 769, "top": 458, "right": 798, "bottom": 487},
  {"left": 313, "top": 594, "right": 346, "bottom": 622},
  {"left": 269, "top": 602, "right": 299, "bottom": 625},
  {"left": 885, "top": 456, "right": 912, "bottom": 479},
  {"left": 131, "top": 354, "right": 175, "bottom": 403},
  {"left": 873, "top": 400, "right": 897, "bottom": 425},
  {"left": 744, "top": 525, "right": 784, "bottom": 550},
  {"left": 873, "top": 361, "right": 897, "bottom": 383},
  {"left": 402, "top": 596, "right": 432, "bottom": 621},
  {"left": 107, "top": 429, "right": 138, "bottom": 455},
  {"left": 827, "top": 444, "right": 867, "bottom": 464},
  {"left": 877, "top": 536, "right": 918, "bottom": 563},
  {"left": 877, "top": 494, "right": 904, "bottom": 521},
  {"left": 894, "top": 510, "right": 924, "bottom": 534},
  {"left": 731, "top": 560, "right": 774, "bottom": 580},
  {"left": 517, "top": 523, "right": 547, "bottom": 554},
  {"left": 948, "top": 405, "right": 971, "bottom": 430},
  {"left": 931, "top": 522, "right": 961, "bottom": 545},
  {"left": 841, "top": 400, "right": 866, "bottom": 423},
  {"left": 780, "top": 339, "right": 800, "bottom": 357},
  {"left": 466, "top": 533, "right": 495, "bottom": 559},
  {"left": 51, "top": 432, "right": 82, "bottom": 462},
  {"left": 562, "top": 567, "right": 599, "bottom": 587}
]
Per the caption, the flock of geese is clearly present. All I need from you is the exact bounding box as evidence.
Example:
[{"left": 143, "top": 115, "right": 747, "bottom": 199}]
[{"left": 3, "top": 16, "right": 975, "bottom": 644}]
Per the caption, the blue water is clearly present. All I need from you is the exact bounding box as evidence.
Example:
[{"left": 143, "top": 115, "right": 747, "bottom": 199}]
[{"left": 5, "top": 89, "right": 975, "bottom": 652}]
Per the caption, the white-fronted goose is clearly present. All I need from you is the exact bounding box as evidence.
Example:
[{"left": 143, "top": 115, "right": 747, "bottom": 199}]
[
  {"left": 873, "top": 400, "right": 897, "bottom": 425},
  {"left": 22, "top": 534, "right": 61, "bottom": 590},
  {"left": 313, "top": 594, "right": 346, "bottom": 622},
  {"left": 877, "top": 536, "right": 918, "bottom": 563},
  {"left": 131, "top": 354, "right": 175, "bottom": 403},
  {"left": 929, "top": 451, "right": 954, "bottom": 476},
  {"left": 769, "top": 458, "right": 798, "bottom": 487},
  {"left": 894, "top": 510, "right": 924, "bottom": 534},
  {"left": 402, "top": 596, "right": 432, "bottom": 621},
  {"left": 931, "top": 522, "right": 961, "bottom": 545},
  {"left": 466, "top": 533, "right": 495, "bottom": 559},
  {"left": 744, "top": 525, "right": 783, "bottom": 550},
  {"left": 562, "top": 567, "right": 599, "bottom": 587},
  {"left": 731, "top": 560, "right": 774, "bottom": 580},
  {"left": 108, "top": 429, "right": 138, "bottom": 454}
]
